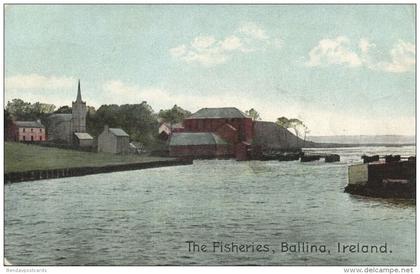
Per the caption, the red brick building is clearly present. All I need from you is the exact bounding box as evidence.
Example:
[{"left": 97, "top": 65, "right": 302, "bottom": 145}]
[
  {"left": 13, "top": 121, "right": 47, "bottom": 142},
  {"left": 183, "top": 107, "right": 253, "bottom": 143},
  {"left": 169, "top": 107, "right": 253, "bottom": 159}
]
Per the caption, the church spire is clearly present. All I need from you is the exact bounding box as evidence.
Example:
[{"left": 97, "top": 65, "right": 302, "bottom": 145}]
[{"left": 76, "top": 79, "right": 82, "bottom": 102}]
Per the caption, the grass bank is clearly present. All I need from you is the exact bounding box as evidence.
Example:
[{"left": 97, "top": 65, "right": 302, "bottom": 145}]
[{"left": 5, "top": 142, "right": 174, "bottom": 173}]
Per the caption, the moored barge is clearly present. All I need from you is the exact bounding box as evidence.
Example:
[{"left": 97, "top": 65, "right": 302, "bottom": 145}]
[{"left": 345, "top": 155, "right": 416, "bottom": 199}]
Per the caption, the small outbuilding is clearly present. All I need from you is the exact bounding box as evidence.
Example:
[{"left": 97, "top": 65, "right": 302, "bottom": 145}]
[
  {"left": 158, "top": 122, "right": 185, "bottom": 141},
  {"left": 158, "top": 123, "right": 171, "bottom": 140},
  {"left": 98, "top": 125, "right": 130, "bottom": 154},
  {"left": 74, "top": 132, "right": 94, "bottom": 147},
  {"left": 169, "top": 132, "right": 232, "bottom": 158}
]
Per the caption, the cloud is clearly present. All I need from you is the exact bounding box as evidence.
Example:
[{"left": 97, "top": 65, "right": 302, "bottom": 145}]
[
  {"left": 170, "top": 34, "right": 247, "bottom": 66},
  {"left": 305, "top": 36, "right": 415, "bottom": 73},
  {"left": 305, "top": 36, "right": 362, "bottom": 67},
  {"left": 170, "top": 22, "right": 280, "bottom": 67},
  {"left": 103, "top": 80, "right": 169, "bottom": 103},
  {"left": 169, "top": 34, "right": 249, "bottom": 67},
  {"left": 169, "top": 45, "right": 187, "bottom": 58},
  {"left": 102, "top": 80, "right": 253, "bottom": 110},
  {"left": 358, "top": 38, "right": 375, "bottom": 54},
  {"left": 220, "top": 35, "right": 244, "bottom": 51},
  {"left": 10, "top": 75, "right": 411, "bottom": 136},
  {"left": 4, "top": 74, "right": 79, "bottom": 108},
  {"left": 5, "top": 74, "right": 75, "bottom": 90},
  {"left": 238, "top": 21, "right": 269, "bottom": 40},
  {"left": 191, "top": 35, "right": 216, "bottom": 49},
  {"left": 371, "top": 40, "right": 415, "bottom": 73}
]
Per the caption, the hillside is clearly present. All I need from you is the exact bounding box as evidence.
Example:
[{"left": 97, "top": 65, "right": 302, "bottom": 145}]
[{"left": 253, "top": 121, "right": 314, "bottom": 149}]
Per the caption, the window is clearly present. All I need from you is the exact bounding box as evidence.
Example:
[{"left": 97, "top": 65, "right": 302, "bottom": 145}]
[
  {"left": 39, "top": 136, "right": 42, "bottom": 141},
  {"left": 31, "top": 136, "right": 34, "bottom": 141},
  {"left": 31, "top": 128, "right": 33, "bottom": 132},
  {"left": 23, "top": 136, "right": 25, "bottom": 141},
  {"left": 40, "top": 128, "right": 42, "bottom": 133},
  {"left": 23, "top": 128, "right": 25, "bottom": 132}
]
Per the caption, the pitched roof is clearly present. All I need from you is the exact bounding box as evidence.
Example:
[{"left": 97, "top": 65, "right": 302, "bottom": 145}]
[
  {"left": 109, "top": 128, "right": 129, "bottom": 137},
  {"left": 185, "top": 107, "right": 249, "bottom": 119},
  {"left": 159, "top": 123, "right": 171, "bottom": 134},
  {"left": 74, "top": 132, "right": 93, "bottom": 140},
  {"left": 15, "top": 121, "right": 45, "bottom": 128},
  {"left": 169, "top": 132, "right": 229, "bottom": 146}
]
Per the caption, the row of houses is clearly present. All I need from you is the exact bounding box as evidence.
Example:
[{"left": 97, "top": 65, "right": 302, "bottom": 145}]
[
  {"left": 7, "top": 81, "right": 131, "bottom": 154},
  {"left": 9, "top": 119, "right": 130, "bottom": 154}
]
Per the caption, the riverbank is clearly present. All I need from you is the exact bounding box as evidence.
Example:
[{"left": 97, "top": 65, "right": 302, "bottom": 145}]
[
  {"left": 5, "top": 159, "right": 193, "bottom": 183},
  {"left": 4, "top": 142, "right": 192, "bottom": 183}
]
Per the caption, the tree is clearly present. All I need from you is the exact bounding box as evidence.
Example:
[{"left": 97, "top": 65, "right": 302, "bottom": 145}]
[
  {"left": 245, "top": 108, "right": 261, "bottom": 121},
  {"left": 276, "top": 116, "right": 290, "bottom": 128},
  {"left": 54, "top": 106, "right": 72, "bottom": 114},
  {"left": 276, "top": 117, "right": 308, "bottom": 148},
  {"left": 86, "top": 101, "right": 160, "bottom": 146},
  {"left": 87, "top": 104, "right": 121, "bottom": 137},
  {"left": 276, "top": 116, "right": 291, "bottom": 149},
  {"left": 31, "top": 102, "right": 56, "bottom": 114},
  {"left": 87, "top": 106, "right": 96, "bottom": 115},
  {"left": 158, "top": 105, "right": 191, "bottom": 126},
  {"left": 6, "top": 99, "right": 55, "bottom": 121},
  {"left": 6, "top": 99, "right": 31, "bottom": 120},
  {"left": 288, "top": 118, "right": 305, "bottom": 147}
]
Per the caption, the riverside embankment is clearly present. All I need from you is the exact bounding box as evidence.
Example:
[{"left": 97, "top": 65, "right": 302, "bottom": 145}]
[
  {"left": 4, "top": 142, "right": 192, "bottom": 183},
  {"left": 4, "top": 159, "right": 193, "bottom": 183}
]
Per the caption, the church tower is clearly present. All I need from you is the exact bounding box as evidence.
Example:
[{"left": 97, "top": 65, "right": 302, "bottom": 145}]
[{"left": 72, "top": 80, "right": 87, "bottom": 133}]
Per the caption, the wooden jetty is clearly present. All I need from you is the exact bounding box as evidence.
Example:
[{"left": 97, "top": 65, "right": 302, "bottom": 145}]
[{"left": 259, "top": 151, "right": 340, "bottom": 163}]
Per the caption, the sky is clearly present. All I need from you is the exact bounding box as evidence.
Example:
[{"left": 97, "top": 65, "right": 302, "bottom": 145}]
[{"left": 4, "top": 4, "right": 416, "bottom": 136}]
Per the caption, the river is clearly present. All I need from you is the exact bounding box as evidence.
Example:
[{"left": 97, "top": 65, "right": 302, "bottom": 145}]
[{"left": 4, "top": 146, "right": 416, "bottom": 265}]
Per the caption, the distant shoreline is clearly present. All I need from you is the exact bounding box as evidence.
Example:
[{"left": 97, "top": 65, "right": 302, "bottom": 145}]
[
  {"left": 305, "top": 143, "right": 415, "bottom": 148},
  {"left": 307, "top": 135, "right": 415, "bottom": 147}
]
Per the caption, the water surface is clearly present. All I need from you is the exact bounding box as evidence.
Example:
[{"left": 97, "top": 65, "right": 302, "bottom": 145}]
[{"left": 5, "top": 146, "right": 415, "bottom": 265}]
